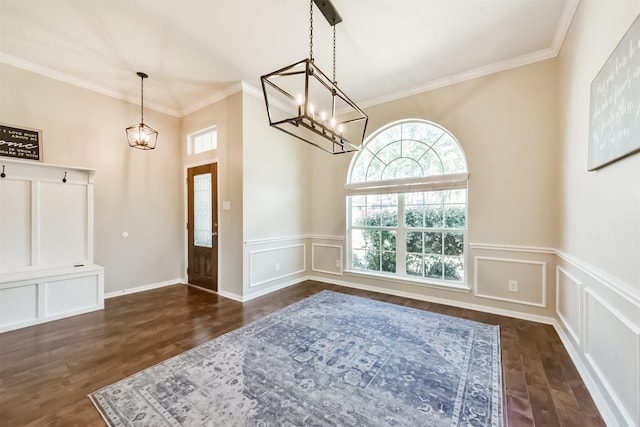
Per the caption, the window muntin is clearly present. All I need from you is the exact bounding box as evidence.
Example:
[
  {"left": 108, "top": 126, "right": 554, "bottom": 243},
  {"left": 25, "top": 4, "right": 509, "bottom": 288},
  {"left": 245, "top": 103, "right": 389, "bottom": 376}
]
[
  {"left": 188, "top": 127, "right": 217, "bottom": 155},
  {"left": 404, "top": 189, "right": 466, "bottom": 281},
  {"left": 346, "top": 120, "right": 468, "bottom": 286},
  {"left": 351, "top": 194, "right": 398, "bottom": 273},
  {"left": 349, "top": 121, "right": 466, "bottom": 184}
]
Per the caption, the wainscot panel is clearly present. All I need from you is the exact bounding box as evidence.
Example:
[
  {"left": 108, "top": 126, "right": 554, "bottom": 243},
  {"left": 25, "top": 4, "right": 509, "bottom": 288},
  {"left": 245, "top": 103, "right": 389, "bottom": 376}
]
[
  {"left": 584, "top": 288, "right": 640, "bottom": 427},
  {"left": 474, "top": 256, "right": 547, "bottom": 307},
  {"left": 311, "top": 243, "right": 343, "bottom": 276},
  {"left": 248, "top": 244, "right": 305, "bottom": 288},
  {"left": 555, "top": 251, "right": 640, "bottom": 427},
  {"left": 556, "top": 266, "right": 583, "bottom": 345}
]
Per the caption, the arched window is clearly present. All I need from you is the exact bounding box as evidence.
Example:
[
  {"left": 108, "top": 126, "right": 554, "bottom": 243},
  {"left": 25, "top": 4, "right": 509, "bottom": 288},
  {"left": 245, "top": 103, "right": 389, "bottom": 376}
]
[{"left": 346, "top": 119, "right": 468, "bottom": 286}]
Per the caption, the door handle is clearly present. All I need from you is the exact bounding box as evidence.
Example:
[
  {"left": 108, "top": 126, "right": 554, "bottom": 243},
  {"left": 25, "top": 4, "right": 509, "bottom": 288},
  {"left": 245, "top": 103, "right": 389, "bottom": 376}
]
[{"left": 212, "top": 232, "right": 218, "bottom": 237}]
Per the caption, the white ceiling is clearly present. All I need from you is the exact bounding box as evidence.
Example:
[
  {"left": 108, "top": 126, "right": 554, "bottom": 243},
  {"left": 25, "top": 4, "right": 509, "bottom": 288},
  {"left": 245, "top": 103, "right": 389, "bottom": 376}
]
[{"left": 0, "top": 0, "right": 577, "bottom": 118}]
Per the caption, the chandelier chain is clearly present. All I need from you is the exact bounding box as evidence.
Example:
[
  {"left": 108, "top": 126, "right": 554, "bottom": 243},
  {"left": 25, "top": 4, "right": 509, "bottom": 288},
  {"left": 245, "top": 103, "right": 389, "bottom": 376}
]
[
  {"left": 309, "top": 0, "right": 314, "bottom": 62},
  {"left": 140, "top": 75, "right": 144, "bottom": 124},
  {"left": 332, "top": 25, "right": 337, "bottom": 84}
]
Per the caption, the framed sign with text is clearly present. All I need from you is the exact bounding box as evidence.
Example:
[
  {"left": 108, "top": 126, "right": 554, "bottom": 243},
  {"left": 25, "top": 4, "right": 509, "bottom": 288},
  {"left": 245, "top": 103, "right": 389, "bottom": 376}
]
[
  {"left": 588, "top": 14, "right": 640, "bottom": 171},
  {"left": 0, "top": 123, "right": 43, "bottom": 162}
]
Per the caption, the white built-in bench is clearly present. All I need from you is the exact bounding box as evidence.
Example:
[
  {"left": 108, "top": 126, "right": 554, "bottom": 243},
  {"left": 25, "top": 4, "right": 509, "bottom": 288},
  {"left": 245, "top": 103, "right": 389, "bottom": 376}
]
[{"left": 0, "top": 158, "right": 104, "bottom": 332}]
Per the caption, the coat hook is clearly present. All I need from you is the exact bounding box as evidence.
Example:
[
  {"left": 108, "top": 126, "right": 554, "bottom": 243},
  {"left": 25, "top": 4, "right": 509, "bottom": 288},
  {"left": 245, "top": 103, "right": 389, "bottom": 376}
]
[
  {"left": 0, "top": 165, "right": 5, "bottom": 178},
  {"left": 62, "top": 171, "right": 67, "bottom": 183}
]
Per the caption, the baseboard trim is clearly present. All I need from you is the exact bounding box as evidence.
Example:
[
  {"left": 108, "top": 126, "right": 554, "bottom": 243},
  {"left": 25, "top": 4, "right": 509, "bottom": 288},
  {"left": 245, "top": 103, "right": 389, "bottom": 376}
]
[
  {"left": 551, "top": 319, "right": 619, "bottom": 427},
  {"left": 104, "top": 279, "right": 182, "bottom": 299},
  {"left": 242, "top": 276, "right": 309, "bottom": 302},
  {"left": 308, "top": 274, "right": 556, "bottom": 325},
  {"left": 216, "top": 289, "right": 243, "bottom": 302}
]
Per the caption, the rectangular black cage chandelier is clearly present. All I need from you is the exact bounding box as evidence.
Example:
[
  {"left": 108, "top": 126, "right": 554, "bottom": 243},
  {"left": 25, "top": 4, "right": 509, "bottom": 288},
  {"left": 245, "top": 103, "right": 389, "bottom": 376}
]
[{"left": 261, "top": 0, "right": 368, "bottom": 154}]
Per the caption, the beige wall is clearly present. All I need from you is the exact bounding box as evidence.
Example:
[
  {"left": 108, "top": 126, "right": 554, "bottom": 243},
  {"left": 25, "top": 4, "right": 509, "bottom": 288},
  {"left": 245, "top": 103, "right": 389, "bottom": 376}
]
[
  {"left": 361, "top": 59, "right": 560, "bottom": 247},
  {"left": 308, "top": 59, "right": 561, "bottom": 318},
  {"left": 242, "top": 92, "right": 311, "bottom": 297},
  {"left": 555, "top": 2, "right": 640, "bottom": 426},
  {"left": 558, "top": 0, "right": 640, "bottom": 294},
  {"left": 0, "top": 63, "right": 183, "bottom": 294},
  {"left": 4, "top": 9, "right": 639, "bottom": 421},
  {"left": 242, "top": 93, "right": 310, "bottom": 242},
  {"left": 180, "top": 91, "right": 244, "bottom": 298}
]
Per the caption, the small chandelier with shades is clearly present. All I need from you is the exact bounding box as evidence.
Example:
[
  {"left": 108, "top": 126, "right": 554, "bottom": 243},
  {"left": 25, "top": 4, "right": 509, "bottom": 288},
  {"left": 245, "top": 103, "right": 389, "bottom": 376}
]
[
  {"left": 261, "top": 0, "right": 368, "bottom": 154},
  {"left": 126, "top": 72, "right": 158, "bottom": 150}
]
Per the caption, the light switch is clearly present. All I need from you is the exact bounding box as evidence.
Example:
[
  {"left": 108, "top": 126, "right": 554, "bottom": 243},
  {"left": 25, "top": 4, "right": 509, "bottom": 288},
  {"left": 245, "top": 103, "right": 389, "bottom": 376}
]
[{"left": 222, "top": 201, "right": 231, "bottom": 211}]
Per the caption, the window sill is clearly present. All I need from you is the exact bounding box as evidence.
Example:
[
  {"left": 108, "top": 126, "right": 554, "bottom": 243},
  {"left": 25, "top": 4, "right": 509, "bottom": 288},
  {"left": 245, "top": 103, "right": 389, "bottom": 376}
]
[{"left": 343, "top": 269, "right": 471, "bottom": 294}]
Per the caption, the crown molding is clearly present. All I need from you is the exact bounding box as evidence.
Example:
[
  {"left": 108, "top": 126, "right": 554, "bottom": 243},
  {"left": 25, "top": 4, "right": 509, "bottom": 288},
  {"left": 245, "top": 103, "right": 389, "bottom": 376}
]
[
  {"left": 553, "top": 0, "right": 580, "bottom": 54},
  {"left": 2, "top": 0, "right": 580, "bottom": 119},
  {"left": 358, "top": 0, "right": 579, "bottom": 110},
  {"left": 241, "top": 81, "right": 264, "bottom": 100},
  {"left": 179, "top": 82, "right": 247, "bottom": 117},
  {"left": 0, "top": 52, "right": 181, "bottom": 117},
  {"left": 358, "top": 46, "right": 557, "bottom": 110}
]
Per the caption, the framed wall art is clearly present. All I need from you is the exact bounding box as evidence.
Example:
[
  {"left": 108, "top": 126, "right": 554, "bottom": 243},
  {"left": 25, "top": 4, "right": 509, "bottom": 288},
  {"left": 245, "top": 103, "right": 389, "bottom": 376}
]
[
  {"left": 0, "top": 123, "right": 43, "bottom": 162},
  {"left": 588, "top": 13, "right": 640, "bottom": 171}
]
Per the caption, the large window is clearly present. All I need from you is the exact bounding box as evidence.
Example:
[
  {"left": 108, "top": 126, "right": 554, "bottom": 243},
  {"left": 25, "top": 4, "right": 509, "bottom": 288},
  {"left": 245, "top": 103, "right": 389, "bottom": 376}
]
[{"left": 346, "top": 120, "right": 468, "bottom": 286}]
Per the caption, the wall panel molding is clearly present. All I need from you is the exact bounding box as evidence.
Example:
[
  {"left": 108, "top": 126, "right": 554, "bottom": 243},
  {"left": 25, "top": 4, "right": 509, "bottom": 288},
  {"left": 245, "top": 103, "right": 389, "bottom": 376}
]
[
  {"left": 473, "top": 256, "right": 547, "bottom": 307},
  {"left": 556, "top": 249, "right": 639, "bottom": 307},
  {"left": 469, "top": 242, "right": 555, "bottom": 254},
  {"left": 556, "top": 266, "right": 583, "bottom": 346},
  {"left": 248, "top": 244, "right": 305, "bottom": 287},
  {"left": 245, "top": 235, "right": 307, "bottom": 246},
  {"left": 583, "top": 288, "right": 640, "bottom": 427},
  {"left": 311, "top": 243, "right": 343, "bottom": 276},
  {"left": 244, "top": 234, "right": 345, "bottom": 246}
]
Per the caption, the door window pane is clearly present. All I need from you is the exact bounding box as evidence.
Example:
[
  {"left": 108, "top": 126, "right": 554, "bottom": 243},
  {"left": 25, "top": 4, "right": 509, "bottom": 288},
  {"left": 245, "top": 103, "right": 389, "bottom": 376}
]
[{"left": 194, "top": 173, "right": 212, "bottom": 248}]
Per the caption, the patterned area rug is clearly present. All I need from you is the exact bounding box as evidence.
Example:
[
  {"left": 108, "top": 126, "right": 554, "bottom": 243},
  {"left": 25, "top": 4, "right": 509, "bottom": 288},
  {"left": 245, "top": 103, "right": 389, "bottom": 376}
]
[{"left": 89, "top": 291, "right": 503, "bottom": 426}]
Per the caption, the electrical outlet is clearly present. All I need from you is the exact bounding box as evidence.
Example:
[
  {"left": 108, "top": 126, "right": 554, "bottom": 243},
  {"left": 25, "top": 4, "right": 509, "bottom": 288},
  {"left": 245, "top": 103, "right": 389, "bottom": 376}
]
[
  {"left": 335, "top": 259, "right": 341, "bottom": 268},
  {"left": 508, "top": 280, "right": 519, "bottom": 292},
  {"left": 275, "top": 262, "right": 280, "bottom": 272}
]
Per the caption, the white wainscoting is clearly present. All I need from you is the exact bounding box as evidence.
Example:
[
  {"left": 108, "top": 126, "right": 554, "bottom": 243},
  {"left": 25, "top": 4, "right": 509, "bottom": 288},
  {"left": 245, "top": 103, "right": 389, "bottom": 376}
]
[
  {"left": 0, "top": 159, "right": 95, "bottom": 273},
  {"left": 584, "top": 288, "right": 640, "bottom": 427},
  {"left": 311, "top": 243, "right": 343, "bottom": 276},
  {"left": 555, "top": 251, "right": 640, "bottom": 427},
  {"left": 240, "top": 236, "right": 637, "bottom": 427},
  {"left": 473, "top": 256, "right": 547, "bottom": 307},
  {"left": 556, "top": 266, "right": 582, "bottom": 346},
  {"left": 0, "top": 265, "right": 104, "bottom": 333},
  {"left": 0, "top": 159, "right": 102, "bottom": 332},
  {"left": 248, "top": 244, "right": 306, "bottom": 288}
]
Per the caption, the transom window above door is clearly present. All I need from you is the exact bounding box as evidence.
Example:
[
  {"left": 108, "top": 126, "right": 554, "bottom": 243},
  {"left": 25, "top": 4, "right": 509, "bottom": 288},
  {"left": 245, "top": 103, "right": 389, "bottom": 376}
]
[
  {"left": 346, "top": 119, "right": 469, "bottom": 288},
  {"left": 188, "top": 126, "right": 217, "bottom": 155}
]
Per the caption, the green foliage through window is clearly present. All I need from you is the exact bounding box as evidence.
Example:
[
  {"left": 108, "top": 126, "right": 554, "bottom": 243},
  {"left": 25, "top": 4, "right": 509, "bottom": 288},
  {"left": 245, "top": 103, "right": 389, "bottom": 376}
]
[{"left": 351, "top": 190, "right": 466, "bottom": 282}]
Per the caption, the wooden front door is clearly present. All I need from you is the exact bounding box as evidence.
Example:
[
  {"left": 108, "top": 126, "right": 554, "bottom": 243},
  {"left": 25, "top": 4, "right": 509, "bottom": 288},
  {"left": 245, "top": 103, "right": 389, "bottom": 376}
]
[{"left": 187, "top": 163, "right": 218, "bottom": 291}]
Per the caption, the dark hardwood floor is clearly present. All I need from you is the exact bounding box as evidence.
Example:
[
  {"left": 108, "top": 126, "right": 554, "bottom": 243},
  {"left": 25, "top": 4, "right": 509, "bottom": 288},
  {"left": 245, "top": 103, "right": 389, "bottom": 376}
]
[{"left": 0, "top": 280, "right": 605, "bottom": 426}]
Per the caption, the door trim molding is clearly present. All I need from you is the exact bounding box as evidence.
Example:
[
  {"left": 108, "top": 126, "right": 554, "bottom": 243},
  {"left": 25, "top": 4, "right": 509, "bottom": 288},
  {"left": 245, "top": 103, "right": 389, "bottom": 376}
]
[{"left": 184, "top": 161, "right": 219, "bottom": 291}]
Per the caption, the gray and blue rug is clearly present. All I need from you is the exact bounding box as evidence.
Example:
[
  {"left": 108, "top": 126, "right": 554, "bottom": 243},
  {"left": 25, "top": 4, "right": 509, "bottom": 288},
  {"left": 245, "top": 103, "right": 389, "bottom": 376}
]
[{"left": 90, "top": 290, "right": 503, "bottom": 426}]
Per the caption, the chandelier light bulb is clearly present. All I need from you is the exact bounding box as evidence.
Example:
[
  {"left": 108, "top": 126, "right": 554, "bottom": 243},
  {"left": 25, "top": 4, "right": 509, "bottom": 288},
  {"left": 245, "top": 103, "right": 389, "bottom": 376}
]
[
  {"left": 320, "top": 111, "right": 327, "bottom": 122},
  {"left": 296, "top": 94, "right": 303, "bottom": 105},
  {"left": 330, "top": 118, "right": 336, "bottom": 128}
]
